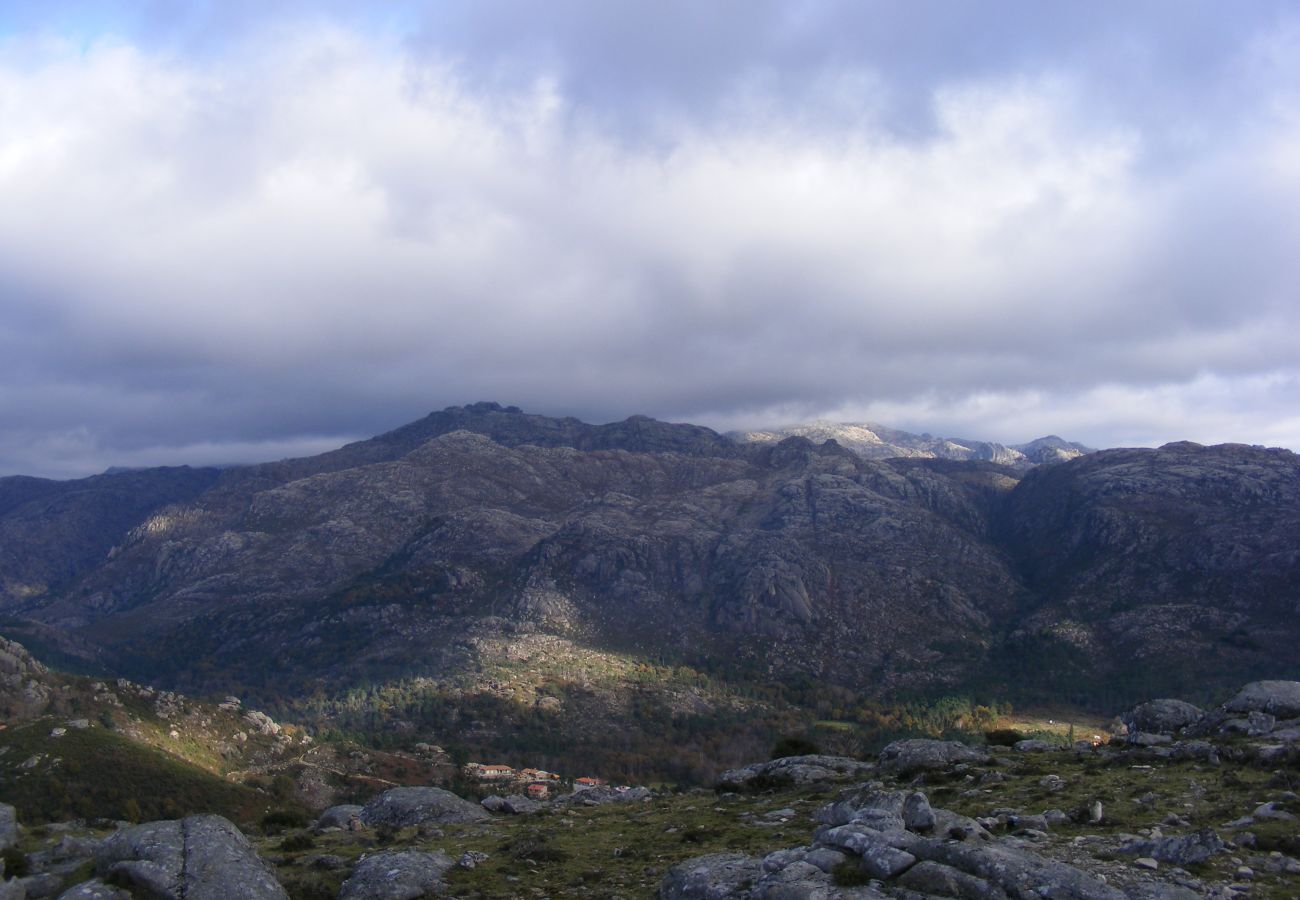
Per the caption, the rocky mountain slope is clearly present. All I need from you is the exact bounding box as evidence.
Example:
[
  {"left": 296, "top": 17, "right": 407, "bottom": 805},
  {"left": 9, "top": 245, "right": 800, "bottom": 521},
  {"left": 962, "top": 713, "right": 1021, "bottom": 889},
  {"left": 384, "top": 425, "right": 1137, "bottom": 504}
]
[
  {"left": 730, "top": 421, "right": 1093, "bottom": 468},
  {"left": 0, "top": 404, "right": 1295, "bottom": 722}
]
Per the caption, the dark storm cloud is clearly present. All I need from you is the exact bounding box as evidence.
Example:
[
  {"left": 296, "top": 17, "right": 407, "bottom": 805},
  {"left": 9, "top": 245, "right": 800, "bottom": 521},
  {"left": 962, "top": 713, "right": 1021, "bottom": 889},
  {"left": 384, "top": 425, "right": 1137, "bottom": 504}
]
[{"left": 1, "top": 2, "right": 1299, "bottom": 477}]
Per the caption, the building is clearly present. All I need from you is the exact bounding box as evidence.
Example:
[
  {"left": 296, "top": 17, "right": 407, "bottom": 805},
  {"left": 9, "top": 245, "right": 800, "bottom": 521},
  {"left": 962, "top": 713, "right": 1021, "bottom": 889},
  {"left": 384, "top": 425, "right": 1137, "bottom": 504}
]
[
  {"left": 526, "top": 782, "right": 550, "bottom": 800},
  {"left": 573, "top": 776, "right": 605, "bottom": 791},
  {"left": 465, "top": 763, "right": 516, "bottom": 780}
]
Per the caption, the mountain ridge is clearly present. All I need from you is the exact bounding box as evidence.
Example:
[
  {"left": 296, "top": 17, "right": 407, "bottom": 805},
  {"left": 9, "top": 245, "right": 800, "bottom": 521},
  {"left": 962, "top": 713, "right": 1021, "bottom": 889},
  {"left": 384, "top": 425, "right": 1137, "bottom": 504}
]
[{"left": 0, "top": 404, "right": 1294, "bottom": 727}]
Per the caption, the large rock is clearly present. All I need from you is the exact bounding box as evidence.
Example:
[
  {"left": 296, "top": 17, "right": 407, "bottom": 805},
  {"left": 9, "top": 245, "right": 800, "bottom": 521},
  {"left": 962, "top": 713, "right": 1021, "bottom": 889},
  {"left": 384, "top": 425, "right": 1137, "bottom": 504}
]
[
  {"left": 1118, "top": 829, "right": 1225, "bottom": 867},
  {"left": 914, "top": 838, "right": 1124, "bottom": 899},
  {"left": 557, "top": 785, "right": 653, "bottom": 806},
  {"left": 896, "top": 860, "right": 997, "bottom": 899},
  {"left": 1122, "top": 699, "right": 1204, "bottom": 735},
  {"left": 716, "top": 755, "right": 874, "bottom": 791},
  {"left": 659, "top": 852, "right": 765, "bottom": 899},
  {"left": 1223, "top": 681, "right": 1300, "bottom": 719},
  {"left": 877, "top": 739, "right": 989, "bottom": 776},
  {"left": 360, "top": 787, "right": 490, "bottom": 828},
  {"left": 338, "top": 850, "right": 454, "bottom": 900},
  {"left": 315, "top": 804, "right": 363, "bottom": 830},
  {"left": 0, "top": 804, "right": 17, "bottom": 851},
  {"left": 815, "top": 787, "right": 907, "bottom": 829},
  {"left": 57, "top": 882, "right": 132, "bottom": 899},
  {"left": 94, "top": 815, "right": 287, "bottom": 900},
  {"left": 481, "top": 794, "right": 540, "bottom": 815}
]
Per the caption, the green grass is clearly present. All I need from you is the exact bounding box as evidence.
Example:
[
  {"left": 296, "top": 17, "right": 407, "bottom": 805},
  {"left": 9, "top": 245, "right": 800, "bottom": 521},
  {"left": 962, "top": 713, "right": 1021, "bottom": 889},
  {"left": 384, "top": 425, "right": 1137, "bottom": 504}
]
[
  {"left": 0, "top": 717, "right": 262, "bottom": 824},
  {"left": 256, "top": 786, "right": 834, "bottom": 899}
]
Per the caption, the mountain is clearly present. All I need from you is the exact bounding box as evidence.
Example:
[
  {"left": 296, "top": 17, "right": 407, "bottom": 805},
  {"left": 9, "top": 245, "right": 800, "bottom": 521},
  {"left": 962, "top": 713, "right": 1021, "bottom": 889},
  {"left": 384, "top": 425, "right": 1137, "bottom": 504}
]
[
  {"left": 0, "top": 404, "right": 1295, "bottom": 734},
  {"left": 731, "top": 420, "right": 1093, "bottom": 468}
]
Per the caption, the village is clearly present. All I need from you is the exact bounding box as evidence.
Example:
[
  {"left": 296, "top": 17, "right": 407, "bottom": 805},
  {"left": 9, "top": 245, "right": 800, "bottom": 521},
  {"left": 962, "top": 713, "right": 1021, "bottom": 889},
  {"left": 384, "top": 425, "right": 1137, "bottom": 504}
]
[{"left": 460, "top": 762, "right": 609, "bottom": 801}]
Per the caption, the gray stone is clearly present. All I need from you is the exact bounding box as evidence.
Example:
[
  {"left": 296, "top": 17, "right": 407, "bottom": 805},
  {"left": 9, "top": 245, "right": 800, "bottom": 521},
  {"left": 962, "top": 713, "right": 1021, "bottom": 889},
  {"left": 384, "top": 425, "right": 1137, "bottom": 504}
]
[
  {"left": 902, "top": 792, "right": 935, "bottom": 832},
  {"left": 315, "top": 804, "right": 363, "bottom": 830},
  {"left": 481, "top": 794, "right": 539, "bottom": 815},
  {"left": 815, "top": 787, "right": 905, "bottom": 829},
  {"left": 1122, "top": 884, "right": 1202, "bottom": 900},
  {"left": 360, "top": 786, "right": 490, "bottom": 828},
  {"left": 338, "top": 850, "right": 455, "bottom": 900},
  {"left": 94, "top": 815, "right": 287, "bottom": 900},
  {"left": 17, "top": 873, "right": 61, "bottom": 899},
  {"left": 1014, "top": 739, "right": 1059, "bottom": 752},
  {"left": 1118, "top": 828, "right": 1225, "bottom": 867},
  {"left": 0, "top": 804, "right": 17, "bottom": 851},
  {"left": 752, "top": 860, "right": 831, "bottom": 899},
  {"left": 803, "top": 848, "right": 847, "bottom": 873},
  {"left": 913, "top": 838, "right": 1125, "bottom": 899},
  {"left": 0, "top": 878, "right": 21, "bottom": 900},
  {"left": 1008, "top": 813, "right": 1049, "bottom": 832},
  {"left": 717, "top": 755, "right": 874, "bottom": 791},
  {"left": 896, "top": 860, "right": 1002, "bottom": 899},
  {"left": 56, "top": 881, "right": 131, "bottom": 900},
  {"left": 1223, "top": 681, "right": 1300, "bottom": 719},
  {"left": 660, "top": 852, "right": 765, "bottom": 899},
  {"left": 762, "top": 848, "right": 808, "bottom": 872},
  {"left": 1253, "top": 801, "right": 1297, "bottom": 821},
  {"left": 1122, "top": 699, "right": 1204, "bottom": 735},
  {"left": 558, "top": 785, "right": 653, "bottom": 805},
  {"left": 818, "top": 825, "right": 917, "bottom": 877},
  {"left": 930, "top": 808, "right": 989, "bottom": 842},
  {"left": 877, "top": 739, "right": 989, "bottom": 775}
]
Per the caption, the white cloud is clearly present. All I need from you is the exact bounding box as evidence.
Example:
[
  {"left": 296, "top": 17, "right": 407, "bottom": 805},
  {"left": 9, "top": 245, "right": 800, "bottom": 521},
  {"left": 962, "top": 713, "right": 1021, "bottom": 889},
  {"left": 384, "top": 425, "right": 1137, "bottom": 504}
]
[{"left": 0, "top": 13, "right": 1298, "bottom": 476}]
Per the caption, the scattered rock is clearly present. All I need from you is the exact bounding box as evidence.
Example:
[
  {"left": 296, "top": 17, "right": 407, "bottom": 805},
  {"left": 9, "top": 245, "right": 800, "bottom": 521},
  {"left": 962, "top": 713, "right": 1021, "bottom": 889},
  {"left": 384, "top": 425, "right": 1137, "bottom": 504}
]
[
  {"left": 877, "top": 739, "right": 989, "bottom": 775},
  {"left": 481, "top": 794, "right": 540, "bottom": 815},
  {"left": 659, "top": 852, "right": 764, "bottom": 899},
  {"left": 1123, "top": 699, "right": 1204, "bottom": 735},
  {"left": 716, "top": 754, "right": 874, "bottom": 791},
  {"left": 1014, "top": 739, "right": 1059, "bottom": 752},
  {"left": 315, "top": 805, "right": 363, "bottom": 830},
  {"left": 1223, "top": 681, "right": 1300, "bottom": 719},
  {"left": 360, "top": 787, "right": 490, "bottom": 828},
  {"left": 1119, "top": 828, "right": 1225, "bottom": 867},
  {"left": 338, "top": 850, "right": 454, "bottom": 900}
]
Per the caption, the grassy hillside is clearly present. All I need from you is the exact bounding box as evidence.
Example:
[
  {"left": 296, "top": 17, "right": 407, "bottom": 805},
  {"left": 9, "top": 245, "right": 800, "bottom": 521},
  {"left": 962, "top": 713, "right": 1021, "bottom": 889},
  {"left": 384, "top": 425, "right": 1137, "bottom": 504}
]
[{"left": 0, "top": 717, "right": 262, "bottom": 824}]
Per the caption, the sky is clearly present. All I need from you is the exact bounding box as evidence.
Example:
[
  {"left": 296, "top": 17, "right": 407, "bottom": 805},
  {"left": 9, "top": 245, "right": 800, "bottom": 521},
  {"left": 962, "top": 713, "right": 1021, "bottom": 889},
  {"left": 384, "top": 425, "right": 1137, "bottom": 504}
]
[{"left": 2, "top": 1, "right": 1299, "bottom": 477}]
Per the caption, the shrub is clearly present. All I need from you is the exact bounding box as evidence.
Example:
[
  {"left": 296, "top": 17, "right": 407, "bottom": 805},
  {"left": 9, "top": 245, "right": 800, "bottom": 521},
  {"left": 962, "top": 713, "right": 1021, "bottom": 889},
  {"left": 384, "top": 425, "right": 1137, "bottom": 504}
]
[
  {"left": 770, "top": 735, "right": 821, "bottom": 759},
  {"left": 280, "top": 831, "right": 316, "bottom": 852},
  {"left": 983, "top": 728, "right": 1025, "bottom": 747},
  {"left": 1, "top": 847, "right": 30, "bottom": 880},
  {"left": 262, "top": 808, "right": 311, "bottom": 833}
]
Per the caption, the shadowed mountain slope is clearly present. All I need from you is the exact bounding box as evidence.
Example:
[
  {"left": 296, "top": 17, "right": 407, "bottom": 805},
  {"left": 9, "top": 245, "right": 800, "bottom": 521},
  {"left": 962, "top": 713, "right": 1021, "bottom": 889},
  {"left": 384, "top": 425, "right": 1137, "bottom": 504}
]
[{"left": 0, "top": 405, "right": 1295, "bottom": 712}]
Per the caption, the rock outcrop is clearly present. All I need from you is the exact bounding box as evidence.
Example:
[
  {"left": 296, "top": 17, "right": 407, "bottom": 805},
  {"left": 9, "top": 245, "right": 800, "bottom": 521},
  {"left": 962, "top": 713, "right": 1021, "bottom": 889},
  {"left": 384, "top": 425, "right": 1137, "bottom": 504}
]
[
  {"left": 88, "top": 814, "right": 286, "bottom": 900},
  {"left": 716, "top": 755, "right": 874, "bottom": 791},
  {"left": 338, "top": 850, "right": 455, "bottom": 900},
  {"left": 876, "top": 739, "right": 990, "bottom": 776},
  {"left": 360, "top": 786, "right": 490, "bottom": 827}
]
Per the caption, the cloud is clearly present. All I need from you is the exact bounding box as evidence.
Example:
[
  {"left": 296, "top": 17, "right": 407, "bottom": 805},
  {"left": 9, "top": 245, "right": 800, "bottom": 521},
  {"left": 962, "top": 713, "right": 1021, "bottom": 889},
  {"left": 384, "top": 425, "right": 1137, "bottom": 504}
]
[{"left": 0, "top": 5, "right": 1298, "bottom": 476}]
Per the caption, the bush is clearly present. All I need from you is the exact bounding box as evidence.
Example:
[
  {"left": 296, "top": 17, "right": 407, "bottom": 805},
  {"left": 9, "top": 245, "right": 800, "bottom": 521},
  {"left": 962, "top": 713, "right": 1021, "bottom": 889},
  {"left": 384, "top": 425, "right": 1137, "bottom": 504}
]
[
  {"left": 2, "top": 847, "right": 30, "bottom": 880},
  {"left": 983, "top": 728, "right": 1025, "bottom": 747},
  {"left": 280, "top": 831, "right": 316, "bottom": 852},
  {"left": 261, "top": 808, "right": 311, "bottom": 833},
  {"left": 770, "top": 735, "right": 821, "bottom": 759}
]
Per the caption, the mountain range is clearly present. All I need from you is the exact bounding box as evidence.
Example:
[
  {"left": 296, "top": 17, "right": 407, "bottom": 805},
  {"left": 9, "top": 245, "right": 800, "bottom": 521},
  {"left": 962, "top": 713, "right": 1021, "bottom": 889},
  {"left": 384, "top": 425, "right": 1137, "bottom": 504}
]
[{"left": 1, "top": 403, "right": 1296, "bottom": 726}]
